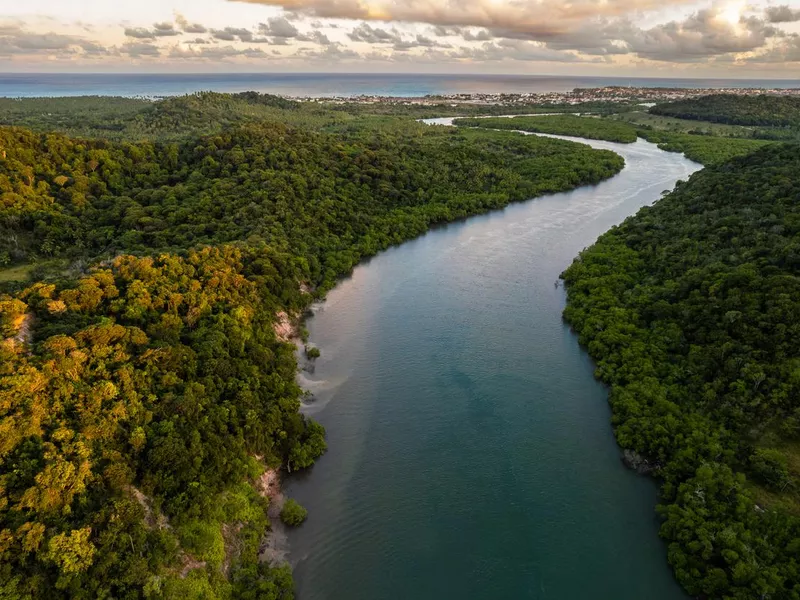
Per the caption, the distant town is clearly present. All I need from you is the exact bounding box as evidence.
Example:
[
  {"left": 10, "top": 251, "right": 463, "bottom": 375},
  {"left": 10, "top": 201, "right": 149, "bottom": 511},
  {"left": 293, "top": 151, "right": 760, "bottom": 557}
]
[{"left": 297, "top": 85, "right": 800, "bottom": 107}]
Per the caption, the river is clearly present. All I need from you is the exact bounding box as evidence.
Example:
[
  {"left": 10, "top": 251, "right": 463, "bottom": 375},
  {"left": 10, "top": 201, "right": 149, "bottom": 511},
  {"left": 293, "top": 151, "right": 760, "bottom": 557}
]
[{"left": 283, "top": 122, "right": 701, "bottom": 600}]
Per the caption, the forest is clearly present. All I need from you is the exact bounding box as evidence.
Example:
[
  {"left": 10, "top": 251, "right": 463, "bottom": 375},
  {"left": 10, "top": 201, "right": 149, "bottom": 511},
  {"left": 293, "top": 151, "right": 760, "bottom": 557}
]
[
  {"left": 454, "top": 114, "right": 639, "bottom": 143},
  {"left": 650, "top": 94, "right": 800, "bottom": 128},
  {"left": 0, "top": 94, "right": 632, "bottom": 142},
  {"left": 635, "top": 130, "right": 772, "bottom": 165},
  {"left": 562, "top": 144, "right": 800, "bottom": 599},
  {"left": 0, "top": 93, "right": 626, "bottom": 599}
]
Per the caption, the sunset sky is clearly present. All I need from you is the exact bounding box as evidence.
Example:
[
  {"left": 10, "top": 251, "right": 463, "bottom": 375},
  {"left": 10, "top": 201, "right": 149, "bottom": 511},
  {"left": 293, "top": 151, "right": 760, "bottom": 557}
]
[{"left": 1, "top": 0, "right": 799, "bottom": 76}]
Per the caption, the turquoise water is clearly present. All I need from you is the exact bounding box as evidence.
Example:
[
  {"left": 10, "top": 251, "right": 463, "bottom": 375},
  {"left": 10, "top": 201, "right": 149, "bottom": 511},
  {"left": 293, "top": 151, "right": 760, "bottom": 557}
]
[
  {"left": 0, "top": 73, "right": 797, "bottom": 98},
  {"left": 285, "top": 130, "right": 700, "bottom": 599}
]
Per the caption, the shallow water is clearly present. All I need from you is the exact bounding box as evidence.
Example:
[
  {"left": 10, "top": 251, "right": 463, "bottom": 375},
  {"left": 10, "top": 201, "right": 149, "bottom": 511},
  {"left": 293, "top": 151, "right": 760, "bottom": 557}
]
[{"left": 285, "top": 124, "right": 700, "bottom": 600}]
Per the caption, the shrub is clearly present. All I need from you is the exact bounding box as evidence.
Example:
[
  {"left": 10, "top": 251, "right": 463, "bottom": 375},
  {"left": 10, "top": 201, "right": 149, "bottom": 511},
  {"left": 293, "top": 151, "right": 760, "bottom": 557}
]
[{"left": 279, "top": 499, "right": 308, "bottom": 527}]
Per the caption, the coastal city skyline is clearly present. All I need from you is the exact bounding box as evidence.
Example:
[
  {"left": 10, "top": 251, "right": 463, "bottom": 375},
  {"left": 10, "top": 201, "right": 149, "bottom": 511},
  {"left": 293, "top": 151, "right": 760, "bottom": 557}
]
[{"left": 1, "top": 0, "right": 799, "bottom": 77}]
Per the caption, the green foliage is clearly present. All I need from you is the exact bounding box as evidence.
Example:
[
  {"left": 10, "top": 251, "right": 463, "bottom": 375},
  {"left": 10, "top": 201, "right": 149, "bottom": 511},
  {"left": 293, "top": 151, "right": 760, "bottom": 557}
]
[
  {"left": 0, "top": 94, "right": 636, "bottom": 141},
  {"left": 455, "top": 115, "right": 639, "bottom": 143},
  {"left": 562, "top": 144, "right": 800, "bottom": 598},
  {"left": 279, "top": 500, "right": 308, "bottom": 527},
  {"left": 305, "top": 346, "right": 320, "bottom": 359},
  {"left": 637, "top": 129, "right": 772, "bottom": 165},
  {"left": 750, "top": 449, "right": 792, "bottom": 490},
  {"left": 0, "top": 118, "right": 623, "bottom": 283},
  {"left": 177, "top": 522, "right": 225, "bottom": 569},
  {"left": 0, "top": 96, "right": 150, "bottom": 139},
  {"left": 0, "top": 94, "right": 627, "bottom": 598},
  {"left": 651, "top": 94, "right": 800, "bottom": 127},
  {"left": 613, "top": 110, "right": 799, "bottom": 142}
]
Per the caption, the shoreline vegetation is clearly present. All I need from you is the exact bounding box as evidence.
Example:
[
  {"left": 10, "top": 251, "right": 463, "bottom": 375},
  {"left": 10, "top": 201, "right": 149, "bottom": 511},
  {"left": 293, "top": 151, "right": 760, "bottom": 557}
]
[
  {"left": 0, "top": 93, "right": 625, "bottom": 599},
  {"left": 562, "top": 143, "right": 800, "bottom": 599},
  {"left": 454, "top": 114, "right": 640, "bottom": 144}
]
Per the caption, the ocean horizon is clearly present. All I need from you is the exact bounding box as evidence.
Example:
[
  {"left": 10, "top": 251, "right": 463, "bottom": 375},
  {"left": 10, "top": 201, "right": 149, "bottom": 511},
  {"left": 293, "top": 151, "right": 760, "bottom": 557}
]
[{"left": 1, "top": 72, "right": 798, "bottom": 99}]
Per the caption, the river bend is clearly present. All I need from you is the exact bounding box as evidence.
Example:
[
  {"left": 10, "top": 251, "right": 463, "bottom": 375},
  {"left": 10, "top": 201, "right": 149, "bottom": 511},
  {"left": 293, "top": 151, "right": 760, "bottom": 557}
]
[{"left": 285, "top": 122, "right": 700, "bottom": 600}]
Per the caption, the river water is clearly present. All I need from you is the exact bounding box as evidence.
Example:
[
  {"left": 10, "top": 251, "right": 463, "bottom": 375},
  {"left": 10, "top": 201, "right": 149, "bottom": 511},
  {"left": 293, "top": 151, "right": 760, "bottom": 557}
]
[{"left": 284, "top": 123, "right": 700, "bottom": 600}]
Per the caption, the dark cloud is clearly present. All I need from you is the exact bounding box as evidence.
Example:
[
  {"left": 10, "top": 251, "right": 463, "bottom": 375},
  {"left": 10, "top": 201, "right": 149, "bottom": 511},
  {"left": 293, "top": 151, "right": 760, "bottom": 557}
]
[
  {"left": 152, "top": 22, "right": 180, "bottom": 36},
  {"left": 298, "top": 30, "right": 332, "bottom": 44},
  {"left": 258, "top": 16, "right": 299, "bottom": 38},
  {"left": 124, "top": 23, "right": 181, "bottom": 39},
  {"left": 431, "top": 25, "right": 463, "bottom": 36},
  {"left": 393, "top": 34, "right": 450, "bottom": 50},
  {"left": 124, "top": 27, "right": 155, "bottom": 39},
  {"left": 765, "top": 5, "right": 800, "bottom": 23},
  {"left": 462, "top": 28, "right": 493, "bottom": 41},
  {"left": 211, "top": 28, "right": 236, "bottom": 41},
  {"left": 348, "top": 23, "right": 401, "bottom": 43},
  {"left": 211, "top": 27, "right": 270, "bottom": 42},
  {"left": 0, "top": 25, "right": 110, "bottom": 56}
]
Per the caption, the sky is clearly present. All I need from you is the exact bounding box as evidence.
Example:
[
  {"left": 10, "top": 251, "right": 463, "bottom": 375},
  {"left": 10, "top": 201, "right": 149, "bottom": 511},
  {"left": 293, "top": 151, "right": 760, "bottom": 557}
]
[{"left": 0, "top": 0, "right": 799, "bottom": 76}]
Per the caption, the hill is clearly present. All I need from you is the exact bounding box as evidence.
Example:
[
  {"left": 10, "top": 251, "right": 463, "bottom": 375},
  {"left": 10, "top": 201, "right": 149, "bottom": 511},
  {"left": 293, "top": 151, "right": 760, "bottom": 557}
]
[{"left": 650, "top": 94, "right": 800, "bottom": 128}]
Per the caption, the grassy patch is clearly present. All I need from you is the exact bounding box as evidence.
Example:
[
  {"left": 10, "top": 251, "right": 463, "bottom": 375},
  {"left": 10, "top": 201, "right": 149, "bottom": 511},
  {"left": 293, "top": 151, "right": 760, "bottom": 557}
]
[
  {"left": 0, "top": 263, "right": 35, "bottom": 282},
  {"left": 614, "top": 110, "right": 799, "bottom": 142}
]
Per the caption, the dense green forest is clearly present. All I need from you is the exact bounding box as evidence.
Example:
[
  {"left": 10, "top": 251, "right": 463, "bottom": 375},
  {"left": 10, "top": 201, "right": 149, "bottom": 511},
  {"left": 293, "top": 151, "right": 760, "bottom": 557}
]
[
  {"left": 614, "top": 110, "right": 800, "bottom": 142},
  {"left": 0, "top": 93, "right": 625, "bottom": 598},
  {"left": 0, "top": 118, "right": 622, "bottom": 275},
  {"left": 636, "top": 130, "right": 772, "bottom": 165},
  {"left": 562, "top": 144, "right": 800, "bottom": 599},
  {"left": 0, "top": 94, "right": 633, "bottom": 142},
  {"left": 651, "top": 94, "right": 800, "bottom": 128},
  {"left": 454, "top": 115, "right": 639, "bottom": 143}
]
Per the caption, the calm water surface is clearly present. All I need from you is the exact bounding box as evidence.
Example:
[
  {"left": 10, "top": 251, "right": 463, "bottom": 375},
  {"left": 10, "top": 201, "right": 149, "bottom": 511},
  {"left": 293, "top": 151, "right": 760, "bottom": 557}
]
[
  {"left": 285, "top": 126, "right": 700, "bottom": 600},
  {"left": 0, "top": 72, "right": 797, "bottom": 98}
]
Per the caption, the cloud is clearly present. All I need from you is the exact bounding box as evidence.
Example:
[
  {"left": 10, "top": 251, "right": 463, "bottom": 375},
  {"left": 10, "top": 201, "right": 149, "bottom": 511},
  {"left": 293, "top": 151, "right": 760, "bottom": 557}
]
[
  {"left": 453, "top": 38, "right": 586, "bottom": 62},
  {"left": 298, "top": 30, "right": 332, "bottom": 44},
  {"left": 431, "top": 25, "right": 463, "bottom": 37},
  {"left": 211, "top": 26, "right": 270, "bottom": 42},
  {"left": 171, "top": 44, "right": 269, "bottom": 59},
  {"left": 258, "top": 16, "right": 299, "bottom": 38},
  {"left": 121, "top": 41, "right": 160, "bottom": 57},
  {"left": 348, "top": 23, "right": 401, "bottom": 43},
  {"left": 298, "top": 42, "right": 359, "bottom": 59},
  {"left": 622, "top": 9, "right": 782, "bottom": 61},
  {"left": 746, "top": 34, "right": 800, "bottom": 62},
  {"left": 765, "top": 5, "right": 800, "bottom": 23},
  {"left": 462, "top": 29, "right": 493, "bottom": 41},
  {"left": 0, "top": 24, "right": 110, "bottom": 56},
  {"left": 175, "top": 14, "right": 208, "bottom": 33},
  {"left": 124, "top": 27, "right": 155, "bottom": 39},
  {"left": 229, "top": 0, "right": 699, "bottom": 39},
  {"left": 152, "top": 22, "right": 181, "bottom": 37},
  {"left": 393, "top": 33, "right": 450, "bottom": 50},
  {"left": 125, "top": 22, "right": 181, "bottom": 39}
]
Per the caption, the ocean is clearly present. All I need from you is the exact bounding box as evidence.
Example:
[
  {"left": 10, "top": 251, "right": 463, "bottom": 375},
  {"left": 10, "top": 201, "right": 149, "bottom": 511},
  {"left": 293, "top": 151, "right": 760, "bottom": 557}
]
[{"left": 0, "top": 72, "right": 798, "bottom": 98}]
